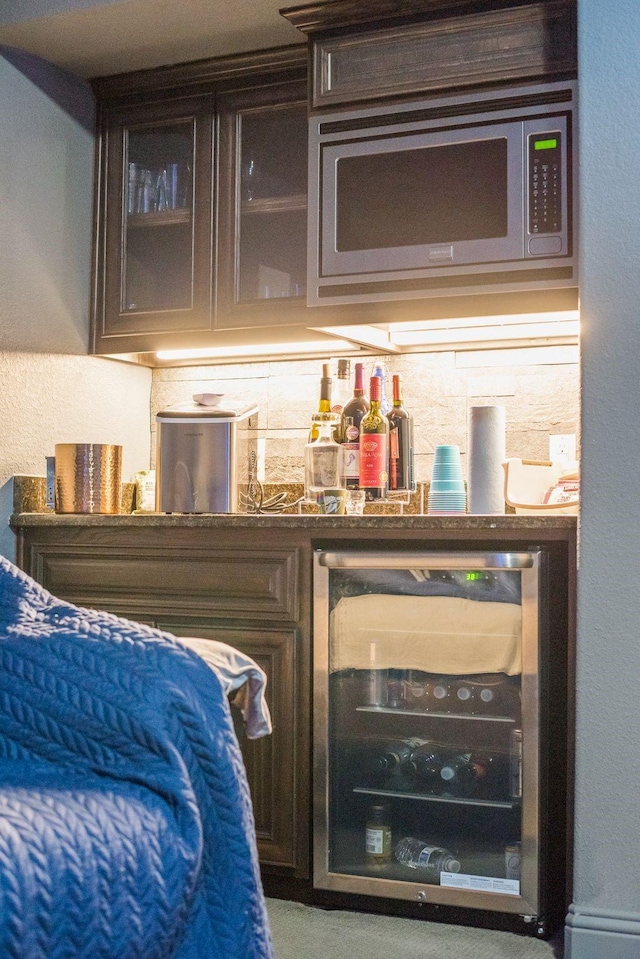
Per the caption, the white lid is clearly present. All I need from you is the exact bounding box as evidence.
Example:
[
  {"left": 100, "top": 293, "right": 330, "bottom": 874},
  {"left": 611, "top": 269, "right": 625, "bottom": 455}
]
[{"left": 156, "top": 400, "right": 258, "bottom": 423}]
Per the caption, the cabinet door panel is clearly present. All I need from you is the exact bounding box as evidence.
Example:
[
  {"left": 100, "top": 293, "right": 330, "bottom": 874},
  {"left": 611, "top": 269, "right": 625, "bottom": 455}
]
[
  {"left": 216, "top": 80, "right": 309, "bottom": 330},
  {"left": 94, "top": 96, "right": 215, "bottom": 353},
  {"left": 29, "top": 544, "right": 300, "bottom": 622},
  {"left": 158, "top": 622, "right": 303, "bottom": 872}
]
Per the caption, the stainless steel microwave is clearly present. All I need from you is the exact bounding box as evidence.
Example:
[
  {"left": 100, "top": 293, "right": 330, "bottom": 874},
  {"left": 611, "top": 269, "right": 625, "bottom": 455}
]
[{"left": 307, "top": 80, "right": 577, "bottom": 306}]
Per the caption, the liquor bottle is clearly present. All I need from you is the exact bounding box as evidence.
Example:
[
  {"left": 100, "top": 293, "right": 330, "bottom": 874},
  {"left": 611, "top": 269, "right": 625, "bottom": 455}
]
[
  {"left": 304, "top": 412, "right": 344, "bottom": 501},
  {"left": 371, "top": 361, "right": 392, "bottom": 415},
  {"left": 331, "top": 359, "right": 352, "bottom": 417},
  {"left": 394, "top": 838, "right": 461, "bottom": 880},
  {"left": 340, "top": 362, "right": 370, "bottom": 488},
  {"left": 365, "top": 804, "right": 393, "bottom": 867},
  {"left": 308, "top": 363, "right": 333, "bottom": 442},
  {"left": 387, "top": 373, "right": 415, "bottom": 492},
  {"left": 359, "top": 376, "right": 389, "bottom": 500}
]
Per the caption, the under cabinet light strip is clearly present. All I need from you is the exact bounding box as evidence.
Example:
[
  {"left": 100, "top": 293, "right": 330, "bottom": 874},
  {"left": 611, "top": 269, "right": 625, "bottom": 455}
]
[
  {"left": 156, "top": 339, "right": 358, "bottom": 361},
  {"left": 391, "top": 318, "right": 579, "bottom": 347}
]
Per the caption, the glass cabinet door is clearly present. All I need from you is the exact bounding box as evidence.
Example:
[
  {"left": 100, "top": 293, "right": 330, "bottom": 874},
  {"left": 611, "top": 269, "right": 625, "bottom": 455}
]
[
  {"left": 123, "top": 121, "right": 195, "bottom": 313},
  {"left": 216, "top": 80, "right": 308, "bottom": 329},
  {"left": 98, "top": 98, "right": 214, "bottom": 349},
  {"left": 313, "top": 550, "right": 542, "bottom": 921}
]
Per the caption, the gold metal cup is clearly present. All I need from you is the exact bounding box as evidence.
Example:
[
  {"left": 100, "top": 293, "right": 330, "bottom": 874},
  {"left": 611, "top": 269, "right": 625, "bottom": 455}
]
[{"left": 54, "top": 444, "right": 123, "bottom": 514}]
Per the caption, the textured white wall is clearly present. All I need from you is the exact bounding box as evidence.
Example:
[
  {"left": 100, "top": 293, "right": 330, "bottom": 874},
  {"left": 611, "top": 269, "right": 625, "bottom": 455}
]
[
  {"left": 570, "top": 0, "right": 640, "bottom": 944},
  {"left": 0, "top": 53, "right": 94, "bottom": 353},
  {"left": 0, "top": 52, "right": 150, "bottom": 561}
]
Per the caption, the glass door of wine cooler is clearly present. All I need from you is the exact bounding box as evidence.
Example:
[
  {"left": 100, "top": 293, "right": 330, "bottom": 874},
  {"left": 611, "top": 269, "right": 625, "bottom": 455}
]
[{"left": 313, "top": 550, "right": 541, "bottom": 920}]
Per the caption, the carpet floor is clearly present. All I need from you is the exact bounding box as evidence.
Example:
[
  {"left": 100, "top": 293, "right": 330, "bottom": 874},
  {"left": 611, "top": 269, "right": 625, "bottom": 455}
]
[{"left": 266, "top": 898, "right": 564, "bottom": 959}]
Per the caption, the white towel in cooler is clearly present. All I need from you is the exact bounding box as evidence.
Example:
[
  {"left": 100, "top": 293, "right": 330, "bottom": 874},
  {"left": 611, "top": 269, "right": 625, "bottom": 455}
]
[{"left": 329, "top": 594, "right": 522, "bottom": 676}]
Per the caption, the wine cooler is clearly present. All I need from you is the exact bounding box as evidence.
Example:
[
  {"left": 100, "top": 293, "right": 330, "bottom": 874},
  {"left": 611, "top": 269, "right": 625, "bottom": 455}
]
[{"left": 313, "top": 548, "right": 568, "bottom": 936}]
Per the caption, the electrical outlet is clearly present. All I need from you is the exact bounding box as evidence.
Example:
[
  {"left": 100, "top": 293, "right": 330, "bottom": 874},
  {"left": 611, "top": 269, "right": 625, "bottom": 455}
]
[
  {"left": 549, "top": 434, "right": 576, "bottom": 463},
  {"left": 45, "top": 456, "right": 56, "bottom": 509}
]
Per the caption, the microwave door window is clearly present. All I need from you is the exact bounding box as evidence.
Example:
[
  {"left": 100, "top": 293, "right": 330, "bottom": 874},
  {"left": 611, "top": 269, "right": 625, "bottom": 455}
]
[{"left": 335, "top": 138, "right": 508, "bottom": 253}]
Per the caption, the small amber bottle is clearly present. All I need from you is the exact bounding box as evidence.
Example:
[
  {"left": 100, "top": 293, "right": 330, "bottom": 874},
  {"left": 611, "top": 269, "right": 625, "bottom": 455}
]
[{"left": 365, "top": 804, "right": 393, "bottom": 867}]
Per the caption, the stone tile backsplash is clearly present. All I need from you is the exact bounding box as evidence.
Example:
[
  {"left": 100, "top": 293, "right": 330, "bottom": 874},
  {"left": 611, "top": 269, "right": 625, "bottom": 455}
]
[{"left": 151, "top": 346, "right": 580, "bottom": 485}]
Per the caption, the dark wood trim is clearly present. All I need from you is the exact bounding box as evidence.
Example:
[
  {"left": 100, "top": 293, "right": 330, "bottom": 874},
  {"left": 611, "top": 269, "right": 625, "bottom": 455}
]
[
  {"left": 309, "top": 1, "right": 576, "bottom": 108},
  {"left": 91, "top": 44, "right": 308, "bottom": 107},
  {"left": 280, "top": 0, "right": 573, "bottom": 35}
]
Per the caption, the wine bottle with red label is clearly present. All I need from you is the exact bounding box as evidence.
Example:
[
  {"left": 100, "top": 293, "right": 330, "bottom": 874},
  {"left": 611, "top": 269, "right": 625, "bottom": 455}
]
[
  {"left": 359, "top": 375, "right": 389, "bottom": 500},
  {"left": 340, "top": 362, "right": 370, "bottom": 488}
]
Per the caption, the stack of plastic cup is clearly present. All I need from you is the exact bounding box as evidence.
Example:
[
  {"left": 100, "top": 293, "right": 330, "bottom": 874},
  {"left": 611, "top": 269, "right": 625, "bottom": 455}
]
[{"left": 427, "top": 444, "right": 467, "bottom": 514}]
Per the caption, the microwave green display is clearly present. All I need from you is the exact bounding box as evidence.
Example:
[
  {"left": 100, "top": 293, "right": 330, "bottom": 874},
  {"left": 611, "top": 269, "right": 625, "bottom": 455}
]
[{"left": 534, "top": 138, "right": 558, "bottom": 150}]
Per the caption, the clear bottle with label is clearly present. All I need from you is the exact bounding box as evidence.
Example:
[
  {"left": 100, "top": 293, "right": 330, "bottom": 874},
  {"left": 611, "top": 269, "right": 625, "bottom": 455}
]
[
  {"left": 304, "top": 412, "right": 343, "bottom": 501},
  {"left": 394, "top": 837, "right": 461, "bottom": 882},
  {"left": 365, "top": 804, "right": 393, "bottom": 867},
  {"left": 331, "top": 359, "right": 352, "bottom": 419},
  {"left": 371, "top": 361, "right": 392, "bottom": 415}
]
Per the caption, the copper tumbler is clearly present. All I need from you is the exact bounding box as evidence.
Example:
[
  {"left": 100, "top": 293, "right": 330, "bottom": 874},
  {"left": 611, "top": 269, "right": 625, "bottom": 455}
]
[{"left": 54, "top": 444, "right": 123, "bottom": 514}]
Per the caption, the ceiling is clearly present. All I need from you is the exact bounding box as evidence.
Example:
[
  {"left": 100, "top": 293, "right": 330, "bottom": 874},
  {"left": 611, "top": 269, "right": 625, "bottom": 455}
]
[{"left": 0, "top": 0, "right": 303, "bottom": 79}]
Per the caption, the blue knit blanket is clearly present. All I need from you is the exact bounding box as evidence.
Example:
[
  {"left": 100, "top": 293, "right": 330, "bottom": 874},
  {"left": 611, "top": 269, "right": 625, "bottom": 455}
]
[{"left": 0, "top": 557, "right": 273, "bottom": 959}]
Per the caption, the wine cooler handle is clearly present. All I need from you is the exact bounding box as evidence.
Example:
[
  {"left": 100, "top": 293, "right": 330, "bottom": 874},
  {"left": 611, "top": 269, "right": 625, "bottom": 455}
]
[{"left": 316, "top": 551, "right": 537, "bottom": 569}]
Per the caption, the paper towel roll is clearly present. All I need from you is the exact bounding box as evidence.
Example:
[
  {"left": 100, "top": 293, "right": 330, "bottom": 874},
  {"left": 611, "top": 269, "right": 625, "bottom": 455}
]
[{"left": 467, "top": 406, "right": 506, "bottom": 514}]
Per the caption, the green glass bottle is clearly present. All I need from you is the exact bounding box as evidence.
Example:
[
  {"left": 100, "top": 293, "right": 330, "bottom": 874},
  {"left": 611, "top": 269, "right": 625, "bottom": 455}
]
[{"left": 308, "top": 362, "right": 333, "bottom": 442}]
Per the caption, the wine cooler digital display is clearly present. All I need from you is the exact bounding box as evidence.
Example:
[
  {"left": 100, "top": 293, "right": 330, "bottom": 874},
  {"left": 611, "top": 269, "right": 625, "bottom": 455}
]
[{"left": 312, "top": 550, "right": 542, "bottom": 924}]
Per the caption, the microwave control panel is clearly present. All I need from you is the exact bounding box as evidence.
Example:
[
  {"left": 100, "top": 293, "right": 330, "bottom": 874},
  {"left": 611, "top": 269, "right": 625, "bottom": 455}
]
[{"left": 528, "top": 132, "right": 562, "bottom": 235}]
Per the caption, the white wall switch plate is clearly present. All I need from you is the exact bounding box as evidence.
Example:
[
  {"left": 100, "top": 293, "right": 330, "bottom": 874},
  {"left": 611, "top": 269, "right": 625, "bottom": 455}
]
[{"left": 549, "top": 434, "right": 577, "bottom": 463}]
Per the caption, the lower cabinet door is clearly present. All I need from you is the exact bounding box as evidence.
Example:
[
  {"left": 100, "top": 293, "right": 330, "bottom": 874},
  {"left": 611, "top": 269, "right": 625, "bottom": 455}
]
[{"left": 157, "top": 621, "right": 301, "bottom": 873}]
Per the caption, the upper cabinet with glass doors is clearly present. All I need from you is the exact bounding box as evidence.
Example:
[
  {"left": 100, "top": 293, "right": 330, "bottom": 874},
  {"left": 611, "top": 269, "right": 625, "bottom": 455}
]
[
  {"left": 90, "top": 50, "right": 309, "bottom": 356},
  {"left": 93, "top": 96, "right": 216, "bottom": 354},
  {"left": 216, "top": 79, "right": 308, "bottom": 330}
]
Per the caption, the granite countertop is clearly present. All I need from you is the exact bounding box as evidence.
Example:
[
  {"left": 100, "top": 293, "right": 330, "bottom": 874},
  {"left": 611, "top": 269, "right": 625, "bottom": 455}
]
[
  {"left": 11, "top": 510, "right": 577, "bottom": 532},
  {"left": 10, "top": 475, "right": 577, "bottom": 531}
]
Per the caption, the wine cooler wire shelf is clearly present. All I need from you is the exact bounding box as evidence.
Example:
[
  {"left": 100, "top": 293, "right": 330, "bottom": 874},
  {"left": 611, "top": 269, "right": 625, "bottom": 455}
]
[
  {"left": 353, "top": 786, "right": 516, "bottom": 809},
  {"left": 356, "top": 706, "right": 517, "bottom": 723}
]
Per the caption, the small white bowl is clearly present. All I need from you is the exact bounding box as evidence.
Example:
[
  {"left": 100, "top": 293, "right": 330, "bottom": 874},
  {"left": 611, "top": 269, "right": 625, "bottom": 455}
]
[{"left": 192, "top": 393, "right": 224, "bottom": 406}]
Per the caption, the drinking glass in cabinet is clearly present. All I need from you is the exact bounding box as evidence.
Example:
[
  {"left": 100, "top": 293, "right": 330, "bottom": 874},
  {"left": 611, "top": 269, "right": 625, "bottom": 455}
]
[{"left": 123, "top": 121, "right": 194, "bottom": 313}]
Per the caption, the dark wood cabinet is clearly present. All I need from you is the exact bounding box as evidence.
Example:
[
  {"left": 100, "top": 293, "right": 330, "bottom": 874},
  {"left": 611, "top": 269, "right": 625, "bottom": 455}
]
[
  {"left": 90, "top": 48, "right": 310, "bottom": 356},
  {"left": 13, "top": 513, "right": 577, "bottom": 910},
  {"left": 93, "top": 95, "right": 216, "bottom": 354},
  {"left": 15, "top": 523, "right": 312, "bottom": 878}
]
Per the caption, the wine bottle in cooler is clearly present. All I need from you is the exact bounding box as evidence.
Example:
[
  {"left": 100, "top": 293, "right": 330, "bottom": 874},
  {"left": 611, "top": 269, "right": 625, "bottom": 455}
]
[
  {"left": 404, "top": 744, "right": 444, "bottom": 793},
  {"left": 387, "top": 373, "right": 415, "bottom": 492},
  {"left": 439, "top": 752, "right": 495, "bottom": 798},
  {"left": 359, "top": 376, "right": 389, "bottom": 500},
  {"left": 340, "top": 361, "right": 369, "bottom": 489}
]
